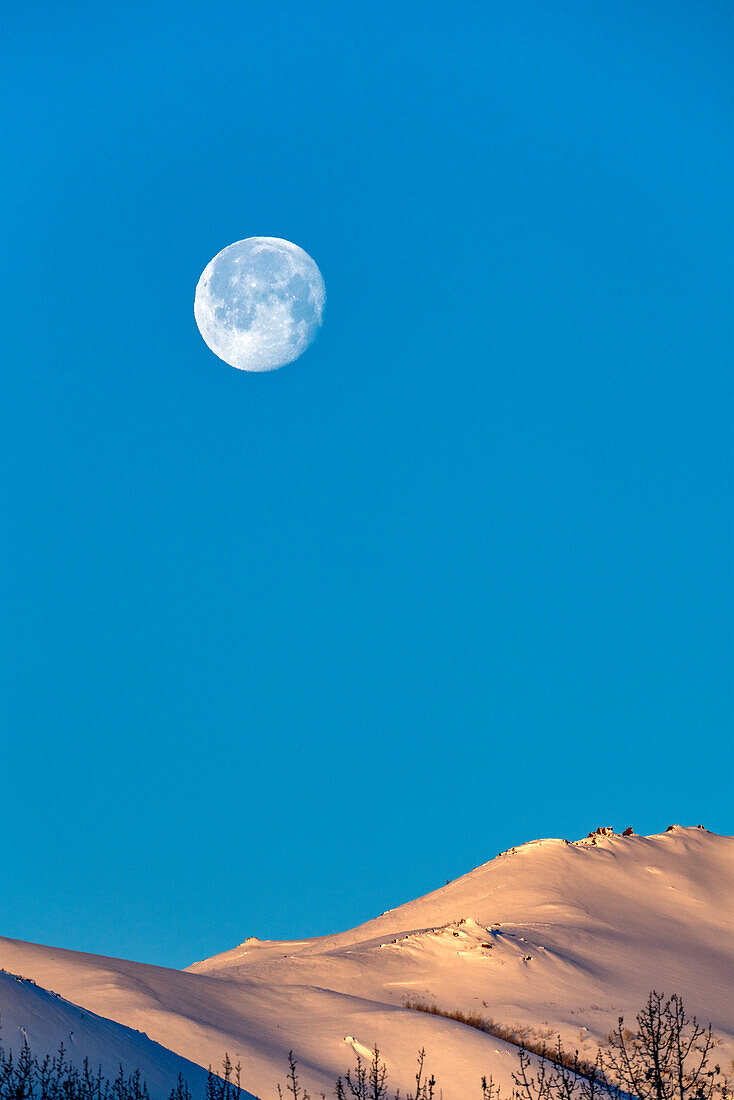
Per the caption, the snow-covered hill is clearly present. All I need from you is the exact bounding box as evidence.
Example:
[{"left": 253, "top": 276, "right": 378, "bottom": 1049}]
[
  {"left": 1, "top": 826, "right": 732, "bottom": 1100},
  {"left": 0, "top": 970, "right": 240, "bottom": 1100}
]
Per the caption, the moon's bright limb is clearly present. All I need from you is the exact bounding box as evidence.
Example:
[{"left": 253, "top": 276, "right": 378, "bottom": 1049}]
[{"left": 194, "top": 237, "right": 326, "bottom": 372}]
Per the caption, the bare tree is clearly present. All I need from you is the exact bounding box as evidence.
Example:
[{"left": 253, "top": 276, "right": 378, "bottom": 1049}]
[
  {"left": 605, "top": 993, "right": 728, "bottom": 1100},
  {"left": 408, "top": 1049, "right": 435, "bottom": 1100},
  {"left": 513, "top": 1039, "right": 609, "bottom": 1100},
  {"left": 341, "top": 1047, "right": 387, "bottom": 1100},
  {"left": 278, "top": 1052, "right": 311, "bottom": 1100},
  {"left": 336, "top": 1047, "right": 434, "bottom": 1100}
]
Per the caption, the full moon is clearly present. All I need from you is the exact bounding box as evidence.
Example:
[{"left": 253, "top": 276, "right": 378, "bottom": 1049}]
[{"left": 194, "top": 237, "right": 326, "bottom": 372}]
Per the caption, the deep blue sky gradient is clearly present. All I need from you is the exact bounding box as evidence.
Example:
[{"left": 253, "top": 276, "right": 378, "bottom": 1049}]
[{"left": 2, "top": 1, "right": 733, "bottom": 967}]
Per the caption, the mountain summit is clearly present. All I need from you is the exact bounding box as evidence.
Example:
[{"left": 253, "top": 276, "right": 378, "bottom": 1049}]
[{"left": 2, "top": 826, "right": 732, "bottom": 1100}]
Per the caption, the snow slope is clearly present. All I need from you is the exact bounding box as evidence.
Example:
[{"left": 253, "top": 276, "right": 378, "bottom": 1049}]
[
  {"left": 0, "top": 970, "right": 247, "bottom": 1100},
  {"left": 1, "top": 827, "right": 732, "bottom": 1100}
]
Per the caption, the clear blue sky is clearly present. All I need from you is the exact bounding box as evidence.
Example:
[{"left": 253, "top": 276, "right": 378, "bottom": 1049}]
[{"left": 2, "top": 1, "right": 732, "bottom": 968}]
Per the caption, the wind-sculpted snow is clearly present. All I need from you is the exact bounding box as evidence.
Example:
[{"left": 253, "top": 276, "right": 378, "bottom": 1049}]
[{"left": 1, "top": 827, "right": 733, "bottom": 1100}]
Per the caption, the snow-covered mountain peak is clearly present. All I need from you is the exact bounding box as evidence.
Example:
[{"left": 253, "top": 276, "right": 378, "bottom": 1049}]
[{"left": 1, "top": 826, "right": 731, "bottom": 1100}]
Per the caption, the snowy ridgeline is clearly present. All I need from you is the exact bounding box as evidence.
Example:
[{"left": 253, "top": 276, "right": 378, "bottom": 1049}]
[{"left": 1, "top": 826, "right": 733, "bottom": 1100}]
